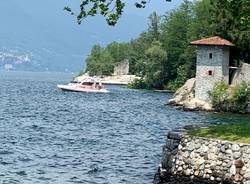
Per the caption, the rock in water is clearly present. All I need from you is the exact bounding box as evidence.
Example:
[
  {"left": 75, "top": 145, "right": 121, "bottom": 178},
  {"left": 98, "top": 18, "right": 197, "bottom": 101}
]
[
  {"left": 168, "top": 78, "right": 213, "bottom": 112},
  {"left": 168, "top": 78, "right": 196, "bottom": 106}
]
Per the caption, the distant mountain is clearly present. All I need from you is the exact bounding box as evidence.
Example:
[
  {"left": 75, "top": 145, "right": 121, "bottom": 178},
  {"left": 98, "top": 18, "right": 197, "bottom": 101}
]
[{"left": 0, "top": 0, "right": 182, "bottom": 72}]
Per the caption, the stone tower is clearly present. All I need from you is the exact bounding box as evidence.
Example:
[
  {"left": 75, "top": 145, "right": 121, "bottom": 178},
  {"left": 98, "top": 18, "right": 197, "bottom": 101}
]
[{"left": 191, "top": 36, "right": 234, "bottom": 101}]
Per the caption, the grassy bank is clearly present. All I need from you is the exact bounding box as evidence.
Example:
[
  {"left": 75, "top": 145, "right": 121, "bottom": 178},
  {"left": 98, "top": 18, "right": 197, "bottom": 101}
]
[{"left": 189, "top": 123, "right": 250, "bottom": 144}]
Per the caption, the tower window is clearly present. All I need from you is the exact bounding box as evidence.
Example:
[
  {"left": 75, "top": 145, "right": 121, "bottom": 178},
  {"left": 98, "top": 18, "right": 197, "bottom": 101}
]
[
  {"left": 209, "top": 53, "right": 213, "bottom": 59},
  {"left": 208, "top": 70, "right": 213, "bottom": 76}
]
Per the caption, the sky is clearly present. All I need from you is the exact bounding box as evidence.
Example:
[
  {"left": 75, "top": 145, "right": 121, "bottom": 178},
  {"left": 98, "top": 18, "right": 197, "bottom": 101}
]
[{"left": 0, "top": 0, "right": 182, "bottom": 72}]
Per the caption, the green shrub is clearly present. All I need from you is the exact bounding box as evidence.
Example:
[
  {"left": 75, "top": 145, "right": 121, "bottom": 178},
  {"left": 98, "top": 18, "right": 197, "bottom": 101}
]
[
  {"left": 128, "top": 78, "right": 148, "bottom": 89},
  {"left": 231, "top": 82, "right": 250, "bottom": 113},
  {"left": 164, "top": 65, "right": 188, "bottom": 91},
  {"left": 209, "top": 81, "right": 230, "bottom": 111},
  {"left": 209, "top": 81, "right": 250, "bottom": 113},
  {"left": 164, "top": 80, "right": 180, "bottom": 91}
]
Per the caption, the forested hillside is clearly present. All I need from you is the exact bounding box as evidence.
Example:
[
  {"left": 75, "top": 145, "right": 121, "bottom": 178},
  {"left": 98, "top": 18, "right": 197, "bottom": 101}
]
[{"left": 83, "top": 0, "right": 250, "bottom": 90}]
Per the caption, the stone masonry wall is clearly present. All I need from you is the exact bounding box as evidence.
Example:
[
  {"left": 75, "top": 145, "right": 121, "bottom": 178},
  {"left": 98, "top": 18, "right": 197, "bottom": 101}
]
[{"left": 156, "top": 127, "right": 250, "bottom": 184}]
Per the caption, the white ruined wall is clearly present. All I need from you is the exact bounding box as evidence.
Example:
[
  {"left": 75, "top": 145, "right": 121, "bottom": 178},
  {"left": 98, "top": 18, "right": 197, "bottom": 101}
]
[
  {"left": 232, "top": 63, "right": 250, "bottom": 85},
  {"left": 114, "top": 59, "right": 129, "bottom": 75},
  {"left": 195, "top": 46, "right": 229, "bottom": 101}
]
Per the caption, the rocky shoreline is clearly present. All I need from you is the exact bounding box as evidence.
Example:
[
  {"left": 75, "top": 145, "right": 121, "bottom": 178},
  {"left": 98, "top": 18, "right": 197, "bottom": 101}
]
[{"left": 167, "top": 77, "right": 250, "bottom": 114}]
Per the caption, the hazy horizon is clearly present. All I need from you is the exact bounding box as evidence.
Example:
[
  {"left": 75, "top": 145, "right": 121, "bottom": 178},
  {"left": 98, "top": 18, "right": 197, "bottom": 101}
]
[{"left": 0, "top": 0, "right": 182, "bottom": 72}]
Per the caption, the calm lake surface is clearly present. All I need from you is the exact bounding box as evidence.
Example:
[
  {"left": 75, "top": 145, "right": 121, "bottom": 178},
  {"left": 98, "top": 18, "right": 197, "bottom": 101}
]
[{"left": 0, "top": 71, "right": 249, "bottom": 184}]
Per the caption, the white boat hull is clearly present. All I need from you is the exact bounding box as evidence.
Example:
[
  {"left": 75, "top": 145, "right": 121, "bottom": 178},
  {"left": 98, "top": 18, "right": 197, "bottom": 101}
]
[{"left": 57, "top": 85, "right": 109, "bottom": 93}]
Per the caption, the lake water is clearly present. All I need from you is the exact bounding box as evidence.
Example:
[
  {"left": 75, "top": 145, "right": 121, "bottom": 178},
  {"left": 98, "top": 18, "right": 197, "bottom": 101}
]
[{"left": 0, "top": 71, "right": 249, "bottom": 184}]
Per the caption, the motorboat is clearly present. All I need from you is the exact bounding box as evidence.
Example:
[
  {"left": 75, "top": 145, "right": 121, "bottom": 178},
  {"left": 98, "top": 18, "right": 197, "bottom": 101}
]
[{"left": 57, "top": 80, "right": 109, "bottom": 93}]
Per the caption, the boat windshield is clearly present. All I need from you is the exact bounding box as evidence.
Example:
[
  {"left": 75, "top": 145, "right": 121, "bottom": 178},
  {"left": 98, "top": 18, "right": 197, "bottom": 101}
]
[
  {"left": 70, "top": 81, "right": 79, "bottom": 83},
  {"left": 81, "top": 82, "right": 94, "bottom": 85}
]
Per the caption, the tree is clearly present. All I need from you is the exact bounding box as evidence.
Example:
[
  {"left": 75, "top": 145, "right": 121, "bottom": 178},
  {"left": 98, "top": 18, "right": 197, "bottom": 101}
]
[
  {"left": 148, "top": 12, "right": 162, "bottom": 41},
  {"left": 85, "top": 44, "right": 114, "bottom": 76},
  {"left": 188, "top": 0, "right": 212, "bottom": 40},
  {"left": 64, "top": 0, "right": 171, "bottom": 25},
  {"left": 127, "top": 12, "right": 162, "bottom": 76},
  {"left": 106, "top": 42, "right": 130, "bottom": 63},
  {"left": 144, "top": 41, "right": 167, "bottom": 89},
  {"left": 161, "top": 0, "right": 193, "bottom": 81},
  {"left": 210, "top": 0, "right": 250, "bottom": 61},
  {"left": 128, "top": 32, "right": 152, "bottom": 76}
]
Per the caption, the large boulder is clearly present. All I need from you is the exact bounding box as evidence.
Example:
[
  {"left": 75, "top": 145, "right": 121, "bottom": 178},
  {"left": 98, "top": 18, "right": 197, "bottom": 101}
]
[
  {"left": 168, "top": 78, "right": 196, "bottom": 106},
  {"left": 168, "top": 78, "right": 213, "bottom": 111}
]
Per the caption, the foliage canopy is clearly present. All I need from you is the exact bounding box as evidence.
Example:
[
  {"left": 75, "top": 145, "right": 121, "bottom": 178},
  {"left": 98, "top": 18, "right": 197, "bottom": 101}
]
[
  {"left": 65, "top": 0, "right": 171, "bottom": 25},
  {"left": 81, "top": 0, "right": 250, "bottom": 90}
]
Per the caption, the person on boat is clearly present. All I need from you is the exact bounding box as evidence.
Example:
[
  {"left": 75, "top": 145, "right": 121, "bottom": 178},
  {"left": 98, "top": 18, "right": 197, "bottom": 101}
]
[{"left": 97, "top": 82, "right": 103, "bottom": 90}]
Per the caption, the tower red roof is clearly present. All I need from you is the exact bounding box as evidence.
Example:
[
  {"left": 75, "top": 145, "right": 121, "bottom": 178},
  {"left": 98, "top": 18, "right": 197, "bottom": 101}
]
[{"left": 190, "top": 36, "right": 234, "bottom": 46}]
